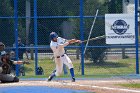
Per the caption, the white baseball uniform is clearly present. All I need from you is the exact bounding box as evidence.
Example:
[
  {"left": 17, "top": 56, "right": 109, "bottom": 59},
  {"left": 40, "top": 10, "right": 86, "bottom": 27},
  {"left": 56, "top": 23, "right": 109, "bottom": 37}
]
[{"left": 50, "top": 37, "right": 73, "bottom": 76}]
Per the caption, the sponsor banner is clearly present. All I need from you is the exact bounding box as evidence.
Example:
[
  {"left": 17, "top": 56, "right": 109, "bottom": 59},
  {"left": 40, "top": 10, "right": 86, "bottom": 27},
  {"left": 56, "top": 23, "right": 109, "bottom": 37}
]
[{"left": 105, "top": 14, "right": 135, "bottom": 44}]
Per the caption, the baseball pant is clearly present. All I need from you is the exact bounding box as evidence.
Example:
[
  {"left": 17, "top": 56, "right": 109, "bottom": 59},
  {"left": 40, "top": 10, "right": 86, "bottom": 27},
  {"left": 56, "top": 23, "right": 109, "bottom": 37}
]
[{"left": 54, "top": 54, "right": 73, "bottom": 76}]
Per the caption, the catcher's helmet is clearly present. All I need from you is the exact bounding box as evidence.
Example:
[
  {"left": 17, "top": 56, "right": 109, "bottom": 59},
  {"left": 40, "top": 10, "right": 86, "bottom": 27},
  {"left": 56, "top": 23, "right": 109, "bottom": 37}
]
[{"left": 50, "top": 32, "right": 58, "bottom": 40}]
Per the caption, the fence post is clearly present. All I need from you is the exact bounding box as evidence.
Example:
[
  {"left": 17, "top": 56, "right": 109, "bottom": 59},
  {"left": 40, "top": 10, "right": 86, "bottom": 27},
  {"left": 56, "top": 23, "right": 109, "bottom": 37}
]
[
  {"left": 14, "top": 0, "right": 19, "bottom": 76},
  {"left": 34, "top": 0, "right": 38, "bottom": 75},
  {"left": 26, "top": 0, "right": 31, "bottom": 45},
  {"left": 76, "top": 48, "right": 80, "bottom": 59},
  {"left": 122, "top": 48, "right": 126, "bottom": 59},
  {"left": 135, "top": 0, "right": 139, "bottom": 74},
  {"left": 80, "top": 0, "right": 84, "bottom": 75}
]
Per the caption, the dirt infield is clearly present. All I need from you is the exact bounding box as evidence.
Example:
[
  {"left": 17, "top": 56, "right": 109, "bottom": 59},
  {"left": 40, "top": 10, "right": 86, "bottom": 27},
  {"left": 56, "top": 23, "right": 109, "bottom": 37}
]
[{"left": 1, "top": 79, "right": 140, "bottom": 93}]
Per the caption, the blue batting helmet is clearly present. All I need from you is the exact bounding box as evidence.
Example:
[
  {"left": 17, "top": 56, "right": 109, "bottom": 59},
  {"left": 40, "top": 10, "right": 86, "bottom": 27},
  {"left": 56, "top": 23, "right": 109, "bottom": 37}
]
[{"left": 50, "top": 32, "right": 58, "bottom": 40}]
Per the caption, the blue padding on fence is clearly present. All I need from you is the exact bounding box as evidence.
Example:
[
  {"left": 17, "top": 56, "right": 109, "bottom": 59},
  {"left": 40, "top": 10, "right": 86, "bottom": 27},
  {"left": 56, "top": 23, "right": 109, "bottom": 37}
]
[
  {"left": 0, "top": 16, "right": 105, "bottom": 19},
  {"left": 5, "top": 44, "right": 140, "bottom": 49}
]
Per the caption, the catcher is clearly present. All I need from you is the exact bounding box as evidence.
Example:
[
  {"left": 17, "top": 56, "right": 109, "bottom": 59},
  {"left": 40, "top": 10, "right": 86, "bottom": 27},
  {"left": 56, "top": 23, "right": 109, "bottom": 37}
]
[
  {"left": 48, "top": 32, "right": 81, "bottom": 82},
  {"left": 0, "top": 42, "right": 30, "bottom": 83}
]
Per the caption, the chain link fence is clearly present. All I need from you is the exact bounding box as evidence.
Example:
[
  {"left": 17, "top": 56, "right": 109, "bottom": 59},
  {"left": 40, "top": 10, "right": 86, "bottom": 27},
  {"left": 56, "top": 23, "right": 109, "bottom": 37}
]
[{"left": 0, "top": 0, "right": 139, "bottom": 78}]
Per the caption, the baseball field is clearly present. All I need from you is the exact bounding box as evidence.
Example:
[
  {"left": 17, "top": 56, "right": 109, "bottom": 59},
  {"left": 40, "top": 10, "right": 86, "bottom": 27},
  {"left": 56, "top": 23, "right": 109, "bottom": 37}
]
[{"left": 1, "top": 58, "right": 140, "bottom": 93}]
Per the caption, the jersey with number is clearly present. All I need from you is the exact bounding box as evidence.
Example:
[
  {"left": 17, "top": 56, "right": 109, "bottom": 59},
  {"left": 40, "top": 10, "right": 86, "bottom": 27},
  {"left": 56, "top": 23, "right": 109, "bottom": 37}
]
[{"left": 50, "top": 37, "right": 69, "bottom": 57}]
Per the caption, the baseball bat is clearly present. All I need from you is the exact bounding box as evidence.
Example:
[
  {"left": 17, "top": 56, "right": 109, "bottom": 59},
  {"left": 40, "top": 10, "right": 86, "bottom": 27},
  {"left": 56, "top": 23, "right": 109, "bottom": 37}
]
[
  {"left": 84, "top": 9, "right": 99, "bottom": 54},
  {"left": 81, "top": 35, "right": 106, "bottom": 43},
  {"left": 67, "top": 35, "right": 106, "bottom": 44}
]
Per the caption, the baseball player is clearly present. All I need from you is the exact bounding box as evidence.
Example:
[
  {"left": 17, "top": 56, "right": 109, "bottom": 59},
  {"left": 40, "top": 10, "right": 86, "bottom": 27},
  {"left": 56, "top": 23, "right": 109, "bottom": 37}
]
[
  {"left": 0, "top": 42, "right": 30, "bottom": 83},
  {"left": 48, "top": 32, "right": 80, "bottom": 82}
]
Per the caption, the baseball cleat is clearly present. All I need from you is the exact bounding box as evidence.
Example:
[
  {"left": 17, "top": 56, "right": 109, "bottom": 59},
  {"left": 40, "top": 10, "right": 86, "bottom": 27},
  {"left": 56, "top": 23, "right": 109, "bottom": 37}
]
[
  {"left": 47, "top": 76, "right": 52, "bottom": 81},
  {"left": 47, "top": 73, "right": 56, "bottom": 82},
  {"left": 72, "top": 77, "right": 75, "bottom": 82}
]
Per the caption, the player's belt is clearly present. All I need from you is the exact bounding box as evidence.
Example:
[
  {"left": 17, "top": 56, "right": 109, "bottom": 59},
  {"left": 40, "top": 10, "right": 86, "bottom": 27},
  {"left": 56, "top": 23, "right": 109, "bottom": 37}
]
[{"left": 56, "top": 54, "right": 64, "bottom": 58}]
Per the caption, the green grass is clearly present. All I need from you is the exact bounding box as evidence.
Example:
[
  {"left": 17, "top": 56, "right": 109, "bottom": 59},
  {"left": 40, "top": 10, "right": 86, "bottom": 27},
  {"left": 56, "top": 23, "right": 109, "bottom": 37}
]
[
  {"left": 20, "top": 58, "right": 137, "bottom": 78},
  {"left": 118, "top": 83, "right": 140, "bottom": 88}
]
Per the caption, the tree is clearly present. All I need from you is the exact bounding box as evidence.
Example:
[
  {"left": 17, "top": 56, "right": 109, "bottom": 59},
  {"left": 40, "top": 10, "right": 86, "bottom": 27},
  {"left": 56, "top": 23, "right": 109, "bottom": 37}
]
[
  {"left": 108, "top": 0, "right": 122, "bottom": 13},
  {"left": 0, "top": 0, "right": 14, "bottom": 46},
  {"left": 0, "top": 0, "right": 29, "bottom": 46},
  {"left": 69, "top": 0, "right": 108, "bottom": 63},
  {"left": 32, "top": 0, "right": 79, "bottom": 45}
]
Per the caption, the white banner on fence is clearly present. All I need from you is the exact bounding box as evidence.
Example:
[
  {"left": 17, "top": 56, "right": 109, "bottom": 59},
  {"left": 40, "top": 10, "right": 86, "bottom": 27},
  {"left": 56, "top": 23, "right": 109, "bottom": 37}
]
[{"left": 105, "top": 14, "right": 135, "bottom": 44}]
